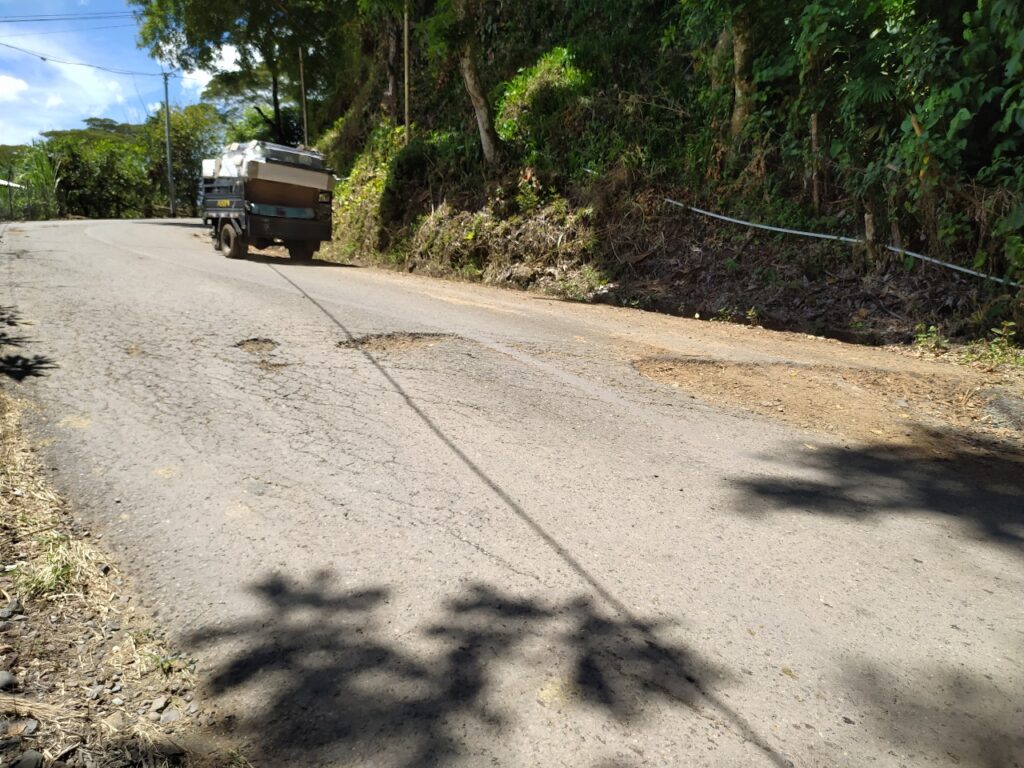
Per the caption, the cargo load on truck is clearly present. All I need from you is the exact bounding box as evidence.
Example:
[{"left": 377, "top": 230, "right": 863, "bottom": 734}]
[{"left": 200, "top": 141, "right": 335, "bottom": 261}]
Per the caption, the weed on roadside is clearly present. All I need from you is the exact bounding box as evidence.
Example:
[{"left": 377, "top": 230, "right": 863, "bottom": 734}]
[
  {"left": 13, "top": 533, "right": 91, "bottom": 598},
  {"left": 913, "top": 323, "right": 950, "bottom": 353},
  {"left": 0, "top": 393, "right": 245, "bottom": 766},
  {"left": 959, "top": 321, "right": 1024, "bottom": 369}
]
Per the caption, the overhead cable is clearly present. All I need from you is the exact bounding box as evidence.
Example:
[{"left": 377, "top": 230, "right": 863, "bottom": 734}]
[
  {"left": 0, "top": 24, "right": 139, "bottom": 39},
  {"left": 0, "top": 40, "right": 163, "bottom": 77},
  {"left": 0, "top": 12, "right": 136, "bottom": 23}
]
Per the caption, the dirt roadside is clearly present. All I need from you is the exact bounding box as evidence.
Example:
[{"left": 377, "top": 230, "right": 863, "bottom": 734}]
[
  {"left": 0, "top": 393, "right": 244, "bottom": 768},
  {"left": 633, "top": 344, "right": 1024, "bottom": 454}
]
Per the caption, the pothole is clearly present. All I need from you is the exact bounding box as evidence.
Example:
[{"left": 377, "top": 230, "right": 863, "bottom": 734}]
[
  {"left": 257, "top": 360, "right": 290, "bottom": 373},
  {"left": 235, "top": 338, "right": 278, "bottom": 354},
  {"left": 338, "top": 332, "right": 455, "bottom": 353}
]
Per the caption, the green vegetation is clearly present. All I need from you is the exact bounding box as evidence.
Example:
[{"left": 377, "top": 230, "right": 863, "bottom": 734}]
[
  {"left": 14, "top": 0, "right": 1024, "bottom": 338},
  {"left": 2, "top": 107, "right": 221, "bottom": 220},
  {"left": 13, "top": 533, "right": 92, "bottom": 598},
  {"left": 961, "top": 321, "right": 1024, "bottom": 367}
]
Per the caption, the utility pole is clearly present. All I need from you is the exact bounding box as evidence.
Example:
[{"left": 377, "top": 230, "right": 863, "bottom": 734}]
[
  {"left": 298, "top": 46, "right": 308, "bottom": 146},
  {"left": 162, "top": 72, "right": 177, "bottom": 218},
  {"left": 403, "top": 1, "right": 410, "bottom": 145}
]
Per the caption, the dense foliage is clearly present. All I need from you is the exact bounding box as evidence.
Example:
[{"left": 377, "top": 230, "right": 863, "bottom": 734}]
[
  {"left": 1, "top": 106, "right": 221, "bottom": 220},
  {"left": 245, "top": 0, "right": 1020, "bottom": 285}
]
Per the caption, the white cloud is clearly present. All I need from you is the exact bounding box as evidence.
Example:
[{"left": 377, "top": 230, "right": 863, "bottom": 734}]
[
  {"left": 182, "top": 44, "right": 241, "bottom": 94},
  {"left": 0, "top": 75, "right": 29, "bottom": 102},
  {"left": 0, "top": 36, "right": 158, "bottom": 143},
  {"left": 0, "top": 23, "right": 205, "bottom": 144}
]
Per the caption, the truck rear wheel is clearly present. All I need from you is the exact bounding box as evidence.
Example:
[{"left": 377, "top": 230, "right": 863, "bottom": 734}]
[
  {"left": 220, "top": 224, "right": 248, "bottom": 260},
  {"left": 287, "top": 241, "right": 315, "bottom": 262}
]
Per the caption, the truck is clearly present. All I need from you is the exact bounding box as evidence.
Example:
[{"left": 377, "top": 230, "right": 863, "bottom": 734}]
[{"left": 200, "top": 141, "right": 335, "bottom": 261}]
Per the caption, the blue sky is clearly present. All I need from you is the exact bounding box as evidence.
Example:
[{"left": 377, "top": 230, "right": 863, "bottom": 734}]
[{"left": 0, "top": 0, "right": 225, "bottom": 144}]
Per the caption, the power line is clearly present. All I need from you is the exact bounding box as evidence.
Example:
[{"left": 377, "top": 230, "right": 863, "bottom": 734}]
[
  {"left": 0, "top": 40, "right": 164, "bottom": 77},
  {"left": 0, "top": 24, "right": 139, "bottom": 39},
  {"left": 0, "top": 12, "right": 136, "bottom": 23}
]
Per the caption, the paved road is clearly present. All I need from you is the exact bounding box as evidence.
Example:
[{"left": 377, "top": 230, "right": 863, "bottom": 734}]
[{"left": 2, "top": 220, "right": 1022, "bottom": 767}]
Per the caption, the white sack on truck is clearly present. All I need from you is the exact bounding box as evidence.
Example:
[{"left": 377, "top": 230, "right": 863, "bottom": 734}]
[{"left": 208, "top": 141, "right": 333, "bottom": 190}]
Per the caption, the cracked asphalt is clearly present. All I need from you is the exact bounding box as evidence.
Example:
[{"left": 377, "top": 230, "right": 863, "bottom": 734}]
[{"left": 2, "top": 219, "right": 1022, "bottom": 767}]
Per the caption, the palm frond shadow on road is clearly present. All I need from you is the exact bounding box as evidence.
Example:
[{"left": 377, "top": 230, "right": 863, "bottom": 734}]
[
  {"left": 733, "top": 427, "right": 1024, "bottom": 551},
  {"left": 0, "top": 305, "right": 57, "bottom": 382},
  {"left": 188, "top": 574, "right": 725, "bottom": 767}
]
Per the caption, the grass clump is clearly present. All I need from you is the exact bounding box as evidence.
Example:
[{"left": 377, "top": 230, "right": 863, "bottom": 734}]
[
  {"left": 959, "top": 321, "right": 1024, "bottom": 369},
  {"left": 13, "top": 533, "right": 92, "bottom": 598}
]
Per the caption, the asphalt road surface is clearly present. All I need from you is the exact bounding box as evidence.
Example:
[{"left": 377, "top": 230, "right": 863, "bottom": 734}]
[{"left": 2, "top": 220, "right": 1022, "bottom": 767}]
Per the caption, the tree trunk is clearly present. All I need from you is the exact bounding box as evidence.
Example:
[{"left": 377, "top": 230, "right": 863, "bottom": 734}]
[
  {"left": 270, "top": 69, "right": 284, "bottom": 144},
  {"left": 452, "top": 0, "right": 500, "bottom": 164},
  {"left": 459, "top": 46, "right": 500, "bottom": 164},
  {"left": 710, "top": 27, "right": 732, "bottom": 91},
  {"left": 730, "top": 10, "right": 754, "bottom": 141},
  {"left": 810, "top": 112, "right": 821, "bottom": 212},
  {"left": 383, "top": 19, "right": 399, "bottom": 119}
]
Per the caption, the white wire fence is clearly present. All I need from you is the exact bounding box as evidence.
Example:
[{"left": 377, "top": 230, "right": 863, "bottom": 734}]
[{"left": 582, "top": 167, "right": 1022, "bottom": 289}]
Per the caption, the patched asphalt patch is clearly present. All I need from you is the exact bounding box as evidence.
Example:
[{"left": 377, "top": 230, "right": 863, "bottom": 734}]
[
  {"left": 257, "top": 360, "right": 290, "bottom": 373},
  {"left": 338, "top": 332, "right": 455, "bottom": 353},
  {"left": 984, "top": 391, "right": 1024, "bottom": 431},
  {"left": 235, "top": 338, "right": 279, "bottom": 354}
]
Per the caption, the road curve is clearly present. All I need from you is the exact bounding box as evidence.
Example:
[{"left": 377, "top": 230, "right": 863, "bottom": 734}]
[{"left": 2, "top": 219, "right": 1021, "bottom": 767}]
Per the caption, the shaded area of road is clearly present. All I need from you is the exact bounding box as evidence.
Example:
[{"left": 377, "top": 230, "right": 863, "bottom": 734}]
[
  {"left": 193, "top": 575, "right": 721, "bottom": 766},
  {"left": 0, "top": 305, "right": 57, "bottom": 381},
  {"left": 735, "top": 427, "right": 1024, "bottom": 551}
]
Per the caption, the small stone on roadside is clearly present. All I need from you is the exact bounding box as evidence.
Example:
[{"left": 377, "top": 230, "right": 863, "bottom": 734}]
[
  {"left": 150, "top": 696, "right": 168, "bottom": 713},
  {"left": 5, "top": 719, "right": 38, "bottom": 737},
  {"left": 842, "top": 716, "right": 856, "bottom": 725},
  {"left": 101, "top": 711, "right": 125, "bottom": 732},
  {"left": 11, "top": 751, "right": 44, "bottom": 768},
  {"left": 159, "top": 707, "right": 181, "bottom": 725},
  {"left": 147, "top": 712, "right": 161, "bottom": 723},
  {"left": 0, "top": 671, "right": 17, "bottom": 691},
  {"left": 86, "top": 684, "right": 103, "bottom": 700},
  {"left": 112, "top": 697, "right": 124, "bottom": 707}
]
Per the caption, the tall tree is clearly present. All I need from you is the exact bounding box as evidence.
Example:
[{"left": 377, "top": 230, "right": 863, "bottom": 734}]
[{"left": 451, "top": 0, "right": 501, "bottom": 163}]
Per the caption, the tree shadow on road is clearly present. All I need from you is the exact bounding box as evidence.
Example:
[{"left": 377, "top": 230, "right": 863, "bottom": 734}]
[
  {"left": 0, "top": 354, "right": 57, "bottom": 381},
  {"left": 149, "top": 219, "right": 206, "bottom": 229},
  {"left": 733, "top": 427, "right": 1024, "bottom": 551},
  {"left": 0, "top": 306, "right": 56, "bottom": 382},
  {"left": 188, "top": 573, "right": 734, "bottom": 767},
  {"left": 241, "top": 251, "right": 360, "bottom": 268},
  {"left": 841, "top": 660, "right": 1024, "bottom": 768}
]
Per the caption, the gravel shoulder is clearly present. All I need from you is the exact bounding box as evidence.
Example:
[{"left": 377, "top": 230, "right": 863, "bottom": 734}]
[{"left": 0, "top": 392, "right": 243, "bottom": 766}]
